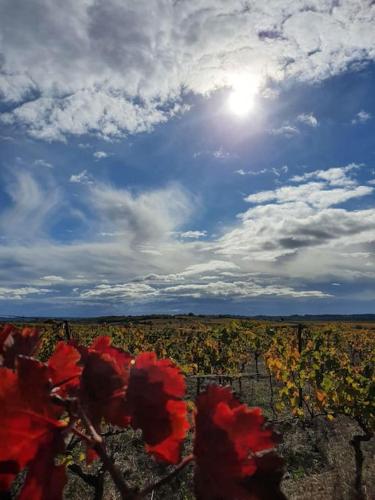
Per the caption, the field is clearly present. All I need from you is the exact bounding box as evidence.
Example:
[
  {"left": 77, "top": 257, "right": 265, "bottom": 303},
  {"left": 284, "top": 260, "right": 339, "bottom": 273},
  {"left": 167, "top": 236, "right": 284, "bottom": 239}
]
[{"left": 3, "top": 316, "right": 375, "bottom": 500}]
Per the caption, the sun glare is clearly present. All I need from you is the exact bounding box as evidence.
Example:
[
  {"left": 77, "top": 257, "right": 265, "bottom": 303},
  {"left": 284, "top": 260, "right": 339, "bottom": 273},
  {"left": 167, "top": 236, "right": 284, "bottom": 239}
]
[{"left": 227, "top": 76, "right": 259, "bottom": 117}]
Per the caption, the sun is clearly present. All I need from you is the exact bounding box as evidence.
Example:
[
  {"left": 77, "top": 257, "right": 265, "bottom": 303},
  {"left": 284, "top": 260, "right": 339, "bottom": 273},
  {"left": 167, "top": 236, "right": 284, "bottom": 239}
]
[
  {"left": 228, "top": 88, "right": 255, "bottom": 116},
  {"left": 227, "top": 76, "right": 259, "bottom": 117}
]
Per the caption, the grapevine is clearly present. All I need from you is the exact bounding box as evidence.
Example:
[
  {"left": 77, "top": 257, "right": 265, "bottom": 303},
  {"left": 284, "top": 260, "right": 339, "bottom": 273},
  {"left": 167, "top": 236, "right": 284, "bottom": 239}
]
[{"left": 0, "top": 323, "right": 285, "bottom": 500}]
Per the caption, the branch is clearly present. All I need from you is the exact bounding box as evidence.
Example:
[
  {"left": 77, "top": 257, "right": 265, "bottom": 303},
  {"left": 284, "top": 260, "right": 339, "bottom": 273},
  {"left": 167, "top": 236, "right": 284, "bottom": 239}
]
[
  {"left": 66, "top": 434, "right": 81, "bottom": 452},
  {"left": 68, "top": 464, "right": 99, "bottom": 487},
  {"left": 355, "top": 416, "right": 373, "bottom": 439},
  {"left": 52, "top": 374, "right": 80, "bottom": 390},
  {"left": 137, "top": 454, "right": 194, "bottom": 498},
  {"left": 77, "top": 405, "right": 135, "bottom": 500},
  {"left": 102, "top": 429, "right": 136, "bottom": 440},
  {"left": 72, "top": 426, "right": 95, "bottom": 445}
]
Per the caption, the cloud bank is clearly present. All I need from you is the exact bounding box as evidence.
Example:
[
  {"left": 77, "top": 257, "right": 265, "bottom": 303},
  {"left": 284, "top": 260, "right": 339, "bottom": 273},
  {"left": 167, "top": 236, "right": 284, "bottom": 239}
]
[
  {"left": 0, "top": 163, "right": 374, "bottom": 311},
  {"left": 1, "top": 0, "right": 375, "bottom": 140}
]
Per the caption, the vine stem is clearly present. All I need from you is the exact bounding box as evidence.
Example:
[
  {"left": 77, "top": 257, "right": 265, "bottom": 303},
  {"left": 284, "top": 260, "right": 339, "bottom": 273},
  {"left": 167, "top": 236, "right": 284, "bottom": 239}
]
[
  {"left": 137, "top": 454, "right": 194, "bottom": 498},
  {"left": 351, "top": 417, "right": 374, "bottom": 500},
  {"left": 77, "top": 404, "right": 135, "bottom": 500},
  {"left": 72, "top": 427, "right": 93, "bottom": 445}
]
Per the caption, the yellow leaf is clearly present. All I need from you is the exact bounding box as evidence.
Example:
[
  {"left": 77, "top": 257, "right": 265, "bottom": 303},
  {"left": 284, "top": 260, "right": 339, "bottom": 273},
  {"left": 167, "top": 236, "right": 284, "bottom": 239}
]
[{"left": 316, "top": 390, "right": 326, "bottom": 402}]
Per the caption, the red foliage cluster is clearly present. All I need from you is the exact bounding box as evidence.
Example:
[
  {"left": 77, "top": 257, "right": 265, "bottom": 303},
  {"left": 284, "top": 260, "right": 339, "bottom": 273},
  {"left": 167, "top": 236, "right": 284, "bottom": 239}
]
[
  {"left": 194, "top": 385, "right": 285, "bottom": 499},
  {"left": 0, "top": 324, "right": 285, "bottom": 500},
  {"left": 0, "top": 324, "right": 40, "bottom": 368}
]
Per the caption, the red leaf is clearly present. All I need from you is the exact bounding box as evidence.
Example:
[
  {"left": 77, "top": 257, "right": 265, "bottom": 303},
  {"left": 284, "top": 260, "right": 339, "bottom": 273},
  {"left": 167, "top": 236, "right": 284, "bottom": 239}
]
[
  {"left": 242, "top": 453, "right": 286, "bottom": 500},
  {"left": 85, "top": 445, "right": 99, "bottom": 465},
  {"left": 0, "top": 324, "right": 40, "bottom": 369},
  {"left": 16, "top": 357, "right": 62, "bottom": 419},
  {"left": 126, "top": 352, "right": 189, "bottom": 464},
  {"left": 0, "top": 360, "right": 66, "bottom": 493},
  {"left": 194, "top": 385, "right": 284, "bottom": 500},
  {"left": 48, "top": 342, "right": 82, "bottom": 398},
  {"left": 90, "top": 336, "right": 132, "bottom": 374},
  {"left": 79, "top": 336, "right": 132, "bottom": 429},
  {"left": 18, "top": 432, "right": 66, "bottom": 500}
]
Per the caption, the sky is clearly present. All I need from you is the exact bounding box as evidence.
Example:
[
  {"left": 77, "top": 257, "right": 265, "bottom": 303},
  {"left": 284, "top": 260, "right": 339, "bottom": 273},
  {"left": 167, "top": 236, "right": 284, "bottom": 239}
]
[{"left": 1, "top": 0, "right": 375, "bottom": 317}]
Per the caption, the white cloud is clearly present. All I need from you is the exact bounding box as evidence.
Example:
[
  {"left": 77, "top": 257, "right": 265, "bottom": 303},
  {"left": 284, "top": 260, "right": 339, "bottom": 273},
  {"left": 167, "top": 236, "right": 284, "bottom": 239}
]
[
  {"left": 235, "top": 168, "right": 268, "bottom": 176},
  {"left": 93, "top": 151, "right": 109, "bottom": 159},
  {"left": 270, "top": 125, "right": 300, "bottom": 138},
  {"left": 33, "top": 159, "right": 53, "bottom": 169},
  {"left": 1, "top": 91, "right": 169, "bottom": 141},
  {"left": 0, "top": 174, "right": 197, "bottom": 295},
  {"left": 272, "top": 165, "right": 289, "bottom": 176},
  {"left": 69, "top": 170, "right": 93, "bottom": 185},
  {"left": 1, "top": 1, "right": 375, "bottom": 140},
  {"left": 90, "top": 183, "right": 194, "bottom": 247},
  {"left": 0, "top": 287, "right": 51, "bottom": 300},
  {"left": 79, "top": 275, "right": 329, "bottom": 302},
  {"left": 235, "top": 166, "right": 287, "bottom": 176},
  {"left": 216, "top": 166, "right": 375, "bottom": 279},
  {"left": 212, "top": 147, "right": 233, "bottom": 160},
  {"left": 80, "top": 282, "right": 156, "bottom": 301},
  {"left": 291, "top": 164, "right": 360, "bottom": 186},
  {"left": 352, "top": 110, "right": 372, "bottom": 124},
  {"left": 297, "top": 113, "right": 318, "bottom": 127},
  {"left": 1, "top": 165, "right": 375, "bottom": 309},
  {"left": 180, "top": 260, "right": 239, "bottom": 277},
  {"left": 194, "top": 148, "right": 236, "bottom": 160},
  {"left": 179, "top": 230, "right": 207, "bottom": 239},
  {"left": 0, "top": 135, "right": 16, "bottom": 142},
  {"left": 40, "top": 275, "right": 65, "bottom": 283},
  {"left": 271, "top": 113, "right": 318, "bottom": 138},
  {"left": 215, "top": 200, "right": 375, "bottom": 289},
  {"left": 246, "top": 182, "right": 372, "bottom": 209},
  {"left": 161, "top": 281, "right": 329, "bottom": 299},
  {"left": 0, "top": 170, "right": 61, "bottom": 240}
]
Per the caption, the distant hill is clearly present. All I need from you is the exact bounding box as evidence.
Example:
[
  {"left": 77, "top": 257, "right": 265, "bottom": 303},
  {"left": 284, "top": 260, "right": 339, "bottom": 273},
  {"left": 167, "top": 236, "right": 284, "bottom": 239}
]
[
  {"left": 253, "top": 314, "right": 375, "bottom": 323},
  {"left": 1, "top": 313, "right": 375, "bottom": 323}
]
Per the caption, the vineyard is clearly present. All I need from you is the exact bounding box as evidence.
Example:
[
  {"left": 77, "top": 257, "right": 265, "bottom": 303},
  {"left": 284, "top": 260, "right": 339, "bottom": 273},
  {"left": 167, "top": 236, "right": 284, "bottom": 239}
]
[{"left": 1, "top": 317, "right": 374, "bottom": 499}]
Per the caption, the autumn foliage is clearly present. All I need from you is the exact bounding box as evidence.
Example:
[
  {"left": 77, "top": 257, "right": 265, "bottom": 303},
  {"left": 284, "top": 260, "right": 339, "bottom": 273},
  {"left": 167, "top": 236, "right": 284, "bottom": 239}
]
[{"left": 0, "top": 324, "right": 284, "bottom": 499}]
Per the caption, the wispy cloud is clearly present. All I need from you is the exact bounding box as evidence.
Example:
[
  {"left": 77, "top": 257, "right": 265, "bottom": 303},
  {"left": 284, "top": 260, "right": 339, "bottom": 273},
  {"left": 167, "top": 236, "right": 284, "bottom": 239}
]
[
  {"left": 1, "top": 162, "right": 375, "bottom": 311},
  {"left": 291, "top": 164, "right": 360, "bottom": 186},
  {"left": 93, "top": 151, "right": 109, "bottom": 160},
  {"left": 270, "top": 125, "right": 300, "bottom": 138},
  {"left": 245, "top": 182, "right": 372, "bottom": 208},
  {"left": 352, "top": 110, "right": 372, "bottom": 124},
  {"left": 179, "top": 230, "right": 207, "bottom": 240},
  {"left": 297, "top": 113, "right": 318, "bottom": 128},
  {"left": 33, "top": 159, "right": 53, "bottom": 169},
  {"left": 0, "top": 170, "right": 61, "bottom": 241},
  {"left": 0, "top": 287, "right": 51, "bottom": 300},
  {"left": 194, "top": 147, "right": 237, "bottom": 160},
  {"left": 235, "top": 166, "right": 288, "bottom": 176},
  {"left": 69, "top": 170, "right": 93, "bottom": 185}
]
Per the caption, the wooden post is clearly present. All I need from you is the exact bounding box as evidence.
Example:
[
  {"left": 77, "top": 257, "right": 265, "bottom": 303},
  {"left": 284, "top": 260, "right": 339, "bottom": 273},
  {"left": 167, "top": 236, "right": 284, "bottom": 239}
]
[
  {"left": 267, "top": 366, "right": 277, "bottom": 419},
  {"left": 297, "top": 324, "right": 303, "bottom": 408},
  {"left": 255, "top": 353, "right": 260, "bottom": 382},
  {"left": 63, "top": 320, "right": 72, "bottom": 341}
]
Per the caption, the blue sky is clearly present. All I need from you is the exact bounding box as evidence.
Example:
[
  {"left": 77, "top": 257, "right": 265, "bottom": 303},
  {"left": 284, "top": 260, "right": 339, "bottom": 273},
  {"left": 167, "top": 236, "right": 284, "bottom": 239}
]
[{"left": 1, "top": 1, "right": 375, "bottom": 316}]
